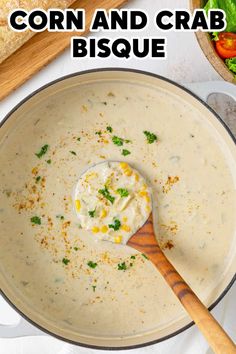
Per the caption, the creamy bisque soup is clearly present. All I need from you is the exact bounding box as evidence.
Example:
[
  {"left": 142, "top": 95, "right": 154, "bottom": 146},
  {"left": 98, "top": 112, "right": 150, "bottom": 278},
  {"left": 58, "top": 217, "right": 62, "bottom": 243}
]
[
  {"left": 74, "top": 161, "right": 152, "bottom": 244},
  {"left": 0, "top": 79, "right": 236, "bottom": 340}
]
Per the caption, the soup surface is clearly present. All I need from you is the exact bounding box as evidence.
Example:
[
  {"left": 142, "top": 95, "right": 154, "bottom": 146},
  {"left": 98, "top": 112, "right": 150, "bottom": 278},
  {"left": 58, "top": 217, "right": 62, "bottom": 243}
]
[{"left": 0, "top": 79, "right": 236, "bottom": 338}]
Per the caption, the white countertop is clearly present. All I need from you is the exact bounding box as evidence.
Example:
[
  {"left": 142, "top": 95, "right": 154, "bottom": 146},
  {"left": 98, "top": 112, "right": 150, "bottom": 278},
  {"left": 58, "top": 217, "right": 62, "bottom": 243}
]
[{"left": 0, "top": 0, "right": 235, "bottom": 353}]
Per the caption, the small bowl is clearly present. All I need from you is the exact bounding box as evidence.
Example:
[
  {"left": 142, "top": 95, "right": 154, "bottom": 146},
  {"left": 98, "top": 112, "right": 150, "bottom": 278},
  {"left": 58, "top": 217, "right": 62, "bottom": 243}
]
[{"left": 190, "top": 0, "right": 236, "bottom": 84}]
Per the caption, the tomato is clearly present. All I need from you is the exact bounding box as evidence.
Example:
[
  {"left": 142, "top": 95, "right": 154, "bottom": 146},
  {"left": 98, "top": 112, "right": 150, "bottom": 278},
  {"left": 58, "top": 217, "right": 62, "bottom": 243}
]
[{"left": 215, "top": 32, "right": 236, "bottom": 59}]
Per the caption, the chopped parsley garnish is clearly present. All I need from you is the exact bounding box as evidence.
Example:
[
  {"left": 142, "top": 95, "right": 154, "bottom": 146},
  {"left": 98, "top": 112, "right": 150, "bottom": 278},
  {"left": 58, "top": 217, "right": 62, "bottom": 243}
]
[
  {"left": 35, "top": 176, "right": 41, "bottom": 183},
  {"left": 143, "top": 131, "right": 157, "bottom": 144},
  {"left": 4, "top": 189, "right": 11, "bottom": 197},
  {"left": 117, "top": 188, "right": 129, "bottom": 197},
  {"left": 108, "top": 219, "right": 121, "bottom": 231},
  {"left": 106, "top": 126, "right": 113, "bottom": 133},
  {"left": 88, "top": 208, "right": 96, "bottom": 218},
  {"left": 92, "top": 285, "right": 96, "bottom": 292},
  {"left": 142, "top": 253, "right": 149, "bottom": 260},
  {"left": 95, "top": 131, "right": 102, "bottom": 136},
  {"left": 122, "top": 149, "right": 131, "bottom": 156},
  {"left": 98, "top": 186, "right": 115, "bottom": 204},
  {"left": 112, "top": 136, "right": 131, "bottom": 146},
  {"left": 35, "top": 144, "right": 49, "bottom": 158},
  {"left": 74, "top": 247, "right": 79, "bottom": 251},
  {"left": 70, "top": 151, "right": 77, "bottom": 156},
  {"left": 87, "top": 261, "right": 98, "bottom": 269},
  {"left": 56, "top": 215, "right": 64, "bottom": 220},
  {"left": 30, "top": 216, "right": 41, "bottom": 225},
  {"left": 46, "top": 159, "right": 51, "bottom": 164},
  {"left": 112, "top": 136, "right": 124, "bottom": 146},
  {"left": 62, "top": 257, "right": 70, "bottom": 265},
  {"left": 118, "top": 262, "right": 127, "bottom": 271},
  {"left": 130, "top": 255, "right": 136, "bottom": 260},
  {"left": 77, "top": 137, "right": 81, "bottom": 141}
]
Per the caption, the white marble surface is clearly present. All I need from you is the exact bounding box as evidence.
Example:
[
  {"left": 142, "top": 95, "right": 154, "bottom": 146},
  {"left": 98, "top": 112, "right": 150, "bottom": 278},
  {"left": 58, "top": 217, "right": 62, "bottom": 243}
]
[{"left": 0, "top": 0, "right": 235, "bottom": 353}]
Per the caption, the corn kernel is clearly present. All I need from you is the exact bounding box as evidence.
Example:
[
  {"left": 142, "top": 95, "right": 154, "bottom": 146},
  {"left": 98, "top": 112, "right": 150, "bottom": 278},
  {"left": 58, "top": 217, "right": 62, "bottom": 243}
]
[
  {"left": 32, "top": 167, "right": 38, "bottom": 175},
  {"left": 114, "top": 236, "right": 122, "bottom": 244},
  {"left": 122, "top": 216, "right": 128, "bottom": 222},
  {"left": 102, "top": 252, "right": 108, "bottom": 260},
  {"left": 135, "top": 173, "right": 140, "bottom": 182},
  {"left": 92, "top": 226, "right": 99, "bottom": 233},
  {"left": 121, "top": 224, "right": 131, "bottom": 232},
  {"left": 124, "top": 169, "right": 133, "bottom": 177},
  {"left": 145, "top": 195, "right": 151, "bottom": 203},
  {"left": 75, "top": 199, "right": 81, "bottom": 211},
  {"left": 100, "top": 209, "right": 107, "bottom": 218},
  {"left": 101, "top": 225, "right": 108, "bottom": 233},
  {"left": 85, "top": 172, "right": 98, "bottom": 182},
  {"left": 139, "top": 190, "right": 148, "bottom": 197},
  {"left": 120, "top": 162, "right": 129, "bottom": 170}
]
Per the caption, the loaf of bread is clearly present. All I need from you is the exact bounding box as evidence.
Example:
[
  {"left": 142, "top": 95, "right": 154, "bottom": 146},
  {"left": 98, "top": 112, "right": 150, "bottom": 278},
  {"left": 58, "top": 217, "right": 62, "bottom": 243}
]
[{"left": 0, "top": 0, "right": 75, "bottom": 64}]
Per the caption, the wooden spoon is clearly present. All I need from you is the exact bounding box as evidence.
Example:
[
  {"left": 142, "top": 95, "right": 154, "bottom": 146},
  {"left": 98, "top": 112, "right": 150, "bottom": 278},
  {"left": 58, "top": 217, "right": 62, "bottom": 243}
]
[{"left": 128, "top": 214, "right": 236, "bottom": 354}]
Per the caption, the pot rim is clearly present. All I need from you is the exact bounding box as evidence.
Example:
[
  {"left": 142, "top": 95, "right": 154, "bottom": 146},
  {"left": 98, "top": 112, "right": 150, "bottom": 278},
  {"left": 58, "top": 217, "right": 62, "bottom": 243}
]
[{"left": 1, "top": 68, "right": 236, "bottom": 350}]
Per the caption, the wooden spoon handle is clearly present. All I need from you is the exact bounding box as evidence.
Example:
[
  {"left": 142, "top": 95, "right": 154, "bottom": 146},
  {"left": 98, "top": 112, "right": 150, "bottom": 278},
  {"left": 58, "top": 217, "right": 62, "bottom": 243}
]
[
  {"left": 150, "top": 249, "right": 235, "bottom": 354},
  {"left": 128, "top": 217, "right": 236, "bottom": 354}
]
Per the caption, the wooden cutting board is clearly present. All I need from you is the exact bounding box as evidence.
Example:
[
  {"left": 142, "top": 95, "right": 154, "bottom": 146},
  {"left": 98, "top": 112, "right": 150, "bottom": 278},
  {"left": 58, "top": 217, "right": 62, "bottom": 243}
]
[{"left": 0, "top": 0, "right": 128, "bottom": 101}]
